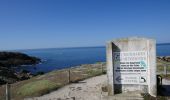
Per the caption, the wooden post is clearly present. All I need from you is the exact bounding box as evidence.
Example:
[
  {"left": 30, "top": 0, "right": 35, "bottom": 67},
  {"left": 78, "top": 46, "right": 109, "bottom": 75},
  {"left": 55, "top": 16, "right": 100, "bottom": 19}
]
[
  {"left": 6, "top": 83, "right": 10, "bottom": 100},
  {"left": 101, "top": 63, "right": 103, "bottom": 73},
  {"left": 166, "top": 65, "right": 168, "bottom": 76},
  {"left": 68, "top": 70, "right": 71, "bottom": 83},
  {"left": 164, "top": 65, "right": 167, "bottom": 76}
]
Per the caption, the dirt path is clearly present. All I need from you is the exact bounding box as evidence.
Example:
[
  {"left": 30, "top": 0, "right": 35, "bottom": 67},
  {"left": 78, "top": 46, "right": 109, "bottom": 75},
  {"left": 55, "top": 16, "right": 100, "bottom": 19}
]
[
  {"left": 25, "top": 75, "right": 170, "bottom": 100},
  {"left": 25, "top": 75, "right": 107, "bottom": 100}
]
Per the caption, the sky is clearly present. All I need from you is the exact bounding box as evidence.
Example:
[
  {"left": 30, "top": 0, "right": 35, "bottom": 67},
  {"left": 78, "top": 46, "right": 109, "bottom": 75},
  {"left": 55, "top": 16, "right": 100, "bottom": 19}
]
[{"left": 0, "top": 0, "right": 170, "bottom": 50}]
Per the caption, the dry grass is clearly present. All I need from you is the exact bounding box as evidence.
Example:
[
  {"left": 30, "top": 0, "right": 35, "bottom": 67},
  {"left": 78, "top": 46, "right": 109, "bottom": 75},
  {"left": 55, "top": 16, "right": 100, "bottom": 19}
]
[
  {"left": 0, "top": 63, "right": 106, "bottom": 100},
  {"left": 157, "top": 59, "right": 170, "bottom": 72},
  {"left": 17, "top": 80, "right": 61, "bottom": 97},
  {"left": 1, "top": 60, "right": 170, "bottom": 100}
]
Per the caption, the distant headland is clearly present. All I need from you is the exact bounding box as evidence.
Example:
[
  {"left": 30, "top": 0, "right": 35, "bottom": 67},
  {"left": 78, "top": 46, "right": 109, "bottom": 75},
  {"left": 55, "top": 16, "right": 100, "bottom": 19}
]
[{"left": 0, "top": 52, "right": 41, "bottom": 85}]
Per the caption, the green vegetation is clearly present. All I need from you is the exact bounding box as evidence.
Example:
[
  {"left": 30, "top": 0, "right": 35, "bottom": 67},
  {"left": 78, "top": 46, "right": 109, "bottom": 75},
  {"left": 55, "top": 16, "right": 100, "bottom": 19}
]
[
  {"left": 17, "top": 80, "right": 61, "bottom": 97},
  {"left": 87, "top": 69, "right": 103, "bottom": 77},
  {"left": 143, "top": 94, "right": 168, "bottom": 100},
  {"left": 157, "top": 64, "right": 170, "bottom": 72},
  {"left": 0, "top": 63, "right": 106, "bottom": 100},
  {"left": 159, "top": 74, "right": 170, "bottom": 79},
  {"left": 1, "top": 59, "right": 170, "bottom": 99},
  {"left": 157, "top": 59, "right": 170, "bottom": 72}
]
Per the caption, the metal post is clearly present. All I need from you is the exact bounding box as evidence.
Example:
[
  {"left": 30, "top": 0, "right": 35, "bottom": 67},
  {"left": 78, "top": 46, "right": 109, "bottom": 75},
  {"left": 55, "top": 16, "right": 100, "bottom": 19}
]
[{"left": 6, "top": 83, "right": 10, "bottom": 100}]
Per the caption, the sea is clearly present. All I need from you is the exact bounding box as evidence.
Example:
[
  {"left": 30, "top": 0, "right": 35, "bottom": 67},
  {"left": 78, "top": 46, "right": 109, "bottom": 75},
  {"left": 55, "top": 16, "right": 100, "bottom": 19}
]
[{"left": 14, "top": 44, "right": 170, "bottom": 74}]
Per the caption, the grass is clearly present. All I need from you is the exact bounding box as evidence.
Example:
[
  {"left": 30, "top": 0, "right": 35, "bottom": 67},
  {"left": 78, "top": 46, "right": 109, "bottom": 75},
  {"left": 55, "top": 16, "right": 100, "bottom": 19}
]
[
  {"left": 87, "top": 69, "right": 103, "bottom": 77},
  {"left": 157, "top": 59, "right": 170, "bottom": 72},
  {"left": 0, "top": 63, "right": 106, "bottom": 100},
  {"left": 142, "top": 94, "right": 168, "bottom": 100},
  {"left": 159, "top": 74, "right": 170, "bottom": 79},
  {"left": 157, "top": 65, "right": 170, "bottom": 72},
  {"left": 17, "top": 80, "right": 61, "bottom": 97},
  {"left": 1, "top": 59, "right": 170, "bottom": 100}
]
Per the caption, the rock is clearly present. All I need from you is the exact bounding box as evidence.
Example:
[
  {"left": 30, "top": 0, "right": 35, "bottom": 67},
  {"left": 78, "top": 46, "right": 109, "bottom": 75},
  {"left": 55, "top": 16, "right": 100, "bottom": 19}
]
[
  {"left": 0, "top": 52, "right": 41, "bottom": 85},
  {"left": 0, "top": 66, "right": 19, "bottom": 84},
  {"left": 0, "top": 52, "right": 41, "bottom": 67},
  {"left": 164, "top": 56, "right": 170, "bottom": 62},
  {"left": 157, "top": 56, "right": 170, "bottom": 62}
]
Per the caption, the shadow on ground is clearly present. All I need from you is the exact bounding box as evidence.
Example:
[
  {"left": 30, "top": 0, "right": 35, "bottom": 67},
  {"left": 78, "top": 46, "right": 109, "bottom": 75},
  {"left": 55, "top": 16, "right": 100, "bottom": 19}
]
[{"left": 159, "top": 85, "right": 170, "bottom": 96}]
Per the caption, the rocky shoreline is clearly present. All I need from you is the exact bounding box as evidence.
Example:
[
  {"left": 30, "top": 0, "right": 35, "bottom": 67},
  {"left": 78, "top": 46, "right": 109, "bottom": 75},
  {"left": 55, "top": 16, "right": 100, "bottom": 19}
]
[
  {"left": 157, "top": 56, "right": 170, "bottom": 62},
  {"left": 0, "top": 55, "right": 169, "bottom": 99},
  {"left": 0, "top": 52, "right": 41, "bottom": 85}
]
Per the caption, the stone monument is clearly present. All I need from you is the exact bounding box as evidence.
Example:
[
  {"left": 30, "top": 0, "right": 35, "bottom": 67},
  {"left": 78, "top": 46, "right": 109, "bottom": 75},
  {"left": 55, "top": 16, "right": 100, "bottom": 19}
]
[{"left": 106, "top": 37, "right": 157, "bottom": 97}]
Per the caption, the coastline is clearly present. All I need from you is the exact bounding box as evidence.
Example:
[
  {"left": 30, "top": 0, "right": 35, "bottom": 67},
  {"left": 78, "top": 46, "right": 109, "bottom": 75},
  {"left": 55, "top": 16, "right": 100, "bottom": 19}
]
[
  {"left": 0, "top": 52, "right": 41, "bottom": 85},
  {"left": 0, "top": 51, "right": 170, "bottom": 99},
  {"left": 0, "top": 62, "right": 106, "bottom": 100},
  {"left": 0, "top": 57, "right": 170, "bottom": 99}
]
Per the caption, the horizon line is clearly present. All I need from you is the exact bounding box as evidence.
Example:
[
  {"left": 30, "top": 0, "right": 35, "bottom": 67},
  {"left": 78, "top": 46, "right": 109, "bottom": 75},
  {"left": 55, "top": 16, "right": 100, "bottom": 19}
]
[{"left": 1, "top": 42, "right": 170, "bottom": 51}]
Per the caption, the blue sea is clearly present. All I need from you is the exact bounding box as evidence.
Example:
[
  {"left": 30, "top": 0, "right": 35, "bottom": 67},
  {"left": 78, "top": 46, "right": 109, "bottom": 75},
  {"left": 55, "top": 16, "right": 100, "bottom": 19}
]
[{"left": 15, "top": 44, "right": 170, "bottom": 74}]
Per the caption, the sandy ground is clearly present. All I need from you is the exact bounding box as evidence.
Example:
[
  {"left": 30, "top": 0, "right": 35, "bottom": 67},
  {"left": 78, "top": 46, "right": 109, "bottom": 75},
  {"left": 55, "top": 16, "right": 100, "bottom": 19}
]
[{"left": 25, "top": 75, "right": 107, "bottom": 100}]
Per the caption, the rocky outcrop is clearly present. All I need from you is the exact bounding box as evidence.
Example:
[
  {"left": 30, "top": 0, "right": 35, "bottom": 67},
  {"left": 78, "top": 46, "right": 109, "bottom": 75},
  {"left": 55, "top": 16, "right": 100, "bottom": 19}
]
[
  {"left": 0, "top": 52, "right": 41, "bottom": 85},
  {"left": 0, "top": 66, "right": 18, "bottom": 84},
  {"left": 157, "top": 56, "right": 170, "bottom": 62},
  {"left": 0, "top": 52, "right": 41, "bottom": 67}
]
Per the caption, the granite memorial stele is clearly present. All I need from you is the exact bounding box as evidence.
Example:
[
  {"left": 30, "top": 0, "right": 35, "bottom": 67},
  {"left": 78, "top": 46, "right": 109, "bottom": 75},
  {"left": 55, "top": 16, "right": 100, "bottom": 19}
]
[{"left": 106, "top": 37, "right": 157, "bottom": 97}]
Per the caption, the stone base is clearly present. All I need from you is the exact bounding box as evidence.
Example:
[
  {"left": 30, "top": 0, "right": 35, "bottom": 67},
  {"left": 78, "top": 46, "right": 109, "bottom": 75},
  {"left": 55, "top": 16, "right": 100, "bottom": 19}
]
[{"left": 102, "top": 91, "right": 144, "bottom": 100}]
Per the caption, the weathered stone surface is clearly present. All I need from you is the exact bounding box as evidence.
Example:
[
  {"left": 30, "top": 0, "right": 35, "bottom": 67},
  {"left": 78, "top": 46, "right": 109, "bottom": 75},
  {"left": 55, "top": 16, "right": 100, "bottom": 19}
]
[{"left": 106, "top": 37, "right": 157, "bottom": 97}]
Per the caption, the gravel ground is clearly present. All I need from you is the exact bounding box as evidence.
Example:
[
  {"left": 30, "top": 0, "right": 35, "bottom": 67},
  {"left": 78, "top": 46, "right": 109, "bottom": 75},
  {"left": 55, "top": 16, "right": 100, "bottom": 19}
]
[{"left": 25, "top": 75, "right": 107, "bottom": 100}]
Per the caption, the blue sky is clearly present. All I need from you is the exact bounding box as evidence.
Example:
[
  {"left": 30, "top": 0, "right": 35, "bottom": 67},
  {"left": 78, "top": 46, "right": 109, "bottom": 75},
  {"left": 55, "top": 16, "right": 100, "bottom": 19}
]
[{"left": 0, "top": 0, "right": 170, "bottom": 50}]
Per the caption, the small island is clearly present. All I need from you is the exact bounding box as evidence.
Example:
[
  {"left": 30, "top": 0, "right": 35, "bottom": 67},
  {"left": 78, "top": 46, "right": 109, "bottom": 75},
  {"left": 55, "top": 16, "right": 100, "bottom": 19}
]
[{"left": 0, "top": 52, "right": 41, "bottom": 85}]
